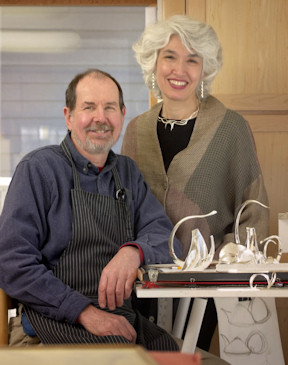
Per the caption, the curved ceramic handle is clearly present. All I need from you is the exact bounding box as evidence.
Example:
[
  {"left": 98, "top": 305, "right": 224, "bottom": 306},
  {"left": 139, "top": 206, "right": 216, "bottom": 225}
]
[
  {"left": 234, "top": 200, "right": 269, "bottom": 244},
  {"left": 168, "top": 210, "right": 217, "bottom": 263}
]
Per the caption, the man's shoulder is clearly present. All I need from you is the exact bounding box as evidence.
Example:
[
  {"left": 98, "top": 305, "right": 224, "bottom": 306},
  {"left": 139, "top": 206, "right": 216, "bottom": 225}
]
[
  {"left": 17, "top": 145, "right": 67, "bottom": 176},
  {"left": 115, "top": 153, "right": 138, "bottom": 169},
  {"left": 114, "top": 154, "right": 144, "bottom": 182},
  {"left": 21, "top": 144, "right": 64, "bottom": 163}
]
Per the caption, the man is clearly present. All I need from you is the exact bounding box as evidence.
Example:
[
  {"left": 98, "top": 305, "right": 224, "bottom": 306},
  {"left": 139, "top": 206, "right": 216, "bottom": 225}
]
[{"left": 0, "top": 69, "right": 181, "bottom": 349}]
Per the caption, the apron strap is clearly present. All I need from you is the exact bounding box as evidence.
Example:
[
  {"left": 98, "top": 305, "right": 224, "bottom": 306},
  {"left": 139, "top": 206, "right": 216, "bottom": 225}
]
[
  {"left": 111, "top": 166, "right": 134, "bottom": 241},
  {"left": 60, "top": 140, "right": 81, "bottom": 190},
  {"left": 112, "top": 166, "right": 127, "bottom": 201}
]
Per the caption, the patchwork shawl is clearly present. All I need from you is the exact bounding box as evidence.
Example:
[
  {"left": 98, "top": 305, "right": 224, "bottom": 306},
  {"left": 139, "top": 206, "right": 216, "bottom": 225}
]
[{"left": 121, "top": 96, "right": 269, "bottom": 258}]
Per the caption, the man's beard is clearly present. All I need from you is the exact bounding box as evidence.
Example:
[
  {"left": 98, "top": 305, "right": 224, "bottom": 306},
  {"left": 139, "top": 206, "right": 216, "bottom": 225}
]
[{"left": 72, "top": 126, "right": 115, "bottom": 155}]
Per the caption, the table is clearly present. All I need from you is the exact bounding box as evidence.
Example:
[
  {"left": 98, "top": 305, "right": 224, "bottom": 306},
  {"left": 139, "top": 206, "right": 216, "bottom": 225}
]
[
  {"left": 0, "top": 345, "right": 157, "bottom": 365},
  {"left": 135, "top": 284, "right": 288, "bottom": 354},
  {"left": 0, "top": 345, "right": 202, "bottom": 365},
  {"left": 135, "top": 285, "right": 288, "bottom": 299}
]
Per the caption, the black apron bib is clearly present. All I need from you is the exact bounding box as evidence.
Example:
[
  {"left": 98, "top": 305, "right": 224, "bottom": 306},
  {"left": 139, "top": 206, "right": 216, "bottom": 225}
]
[{"left": 24, "top": 141, "right": 178, "bottom": 350}]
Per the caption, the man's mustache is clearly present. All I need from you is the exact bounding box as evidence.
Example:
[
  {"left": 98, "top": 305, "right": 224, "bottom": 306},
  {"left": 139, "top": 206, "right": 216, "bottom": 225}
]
[{"left": 86, "top": 125, "right": 113, "bottom": 133}]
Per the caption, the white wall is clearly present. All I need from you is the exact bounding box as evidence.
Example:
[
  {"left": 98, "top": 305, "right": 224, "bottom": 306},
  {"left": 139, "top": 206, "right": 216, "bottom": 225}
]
[{"left": 0, "top": 6, "right": 149, "bottom": 176}]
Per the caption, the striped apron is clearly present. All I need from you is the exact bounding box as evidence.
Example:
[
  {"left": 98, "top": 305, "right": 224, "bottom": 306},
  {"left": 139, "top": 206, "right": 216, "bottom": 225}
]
[{"left": 24, "top": 140, "right": 178, "bottom": 350}]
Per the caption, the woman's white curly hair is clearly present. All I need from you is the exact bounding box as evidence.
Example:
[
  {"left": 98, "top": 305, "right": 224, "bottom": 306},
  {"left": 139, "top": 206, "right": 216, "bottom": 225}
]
[{"left": 133, "top": 15, "right": 223, "bottom": 100}]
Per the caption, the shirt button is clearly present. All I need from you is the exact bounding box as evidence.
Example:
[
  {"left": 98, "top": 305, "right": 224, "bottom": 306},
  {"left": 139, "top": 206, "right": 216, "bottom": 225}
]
[
  {"left": 87, "top": 163, "right": 92, "bottom": 168},
  {"left": 83, "top": 167, "right": 87, "bottom": 172}
]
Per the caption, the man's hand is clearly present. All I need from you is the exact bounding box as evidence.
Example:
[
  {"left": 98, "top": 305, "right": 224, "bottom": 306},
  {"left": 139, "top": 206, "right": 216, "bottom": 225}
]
[
  {"left": 98, "top": 246, "right": 141, "bottom": 310},
  {"left": 77, "top": 304, "right": 137, "bottom": 343}
]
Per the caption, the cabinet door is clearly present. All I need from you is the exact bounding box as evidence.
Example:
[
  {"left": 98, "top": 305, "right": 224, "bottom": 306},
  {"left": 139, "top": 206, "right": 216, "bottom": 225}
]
[{"left": 185, "top": 0, "right": 288, "bottom": 237}]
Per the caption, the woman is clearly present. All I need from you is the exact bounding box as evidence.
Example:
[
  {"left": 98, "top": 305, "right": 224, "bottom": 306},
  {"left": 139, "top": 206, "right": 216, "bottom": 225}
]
[
  {"left": 121, "top": 15, "right": 269, "bottom": 351},
  {"left": 122, "top": 14, "right": 269, "bottom": 258}
]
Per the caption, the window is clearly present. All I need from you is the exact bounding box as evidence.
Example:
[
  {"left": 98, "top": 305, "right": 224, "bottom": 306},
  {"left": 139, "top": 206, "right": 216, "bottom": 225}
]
[{"left": 0, "top": 6, "right": 150, "bottom": 176}]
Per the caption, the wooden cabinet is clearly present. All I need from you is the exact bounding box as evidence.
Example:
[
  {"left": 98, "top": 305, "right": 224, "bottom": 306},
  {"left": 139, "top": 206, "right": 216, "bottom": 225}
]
[{"left": 186, "top": 0, "right": 288, "bottom": 237}]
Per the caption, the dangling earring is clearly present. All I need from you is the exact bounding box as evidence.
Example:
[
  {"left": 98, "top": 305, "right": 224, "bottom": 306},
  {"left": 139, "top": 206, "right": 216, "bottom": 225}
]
[
  {"left": 151, "top": 73, "right": 156, "bottom": 89},
  {"left": 201, "top": 80, "right": 204, "bottom": 99}
]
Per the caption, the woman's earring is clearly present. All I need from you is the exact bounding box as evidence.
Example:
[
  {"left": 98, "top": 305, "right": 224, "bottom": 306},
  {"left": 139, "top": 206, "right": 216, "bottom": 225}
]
[
  {"left": 151, "top": 73, "right": 156, "bottom": 89},
  {"left": 201, "top": 80, "right": 204, "bottom": 99}
]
